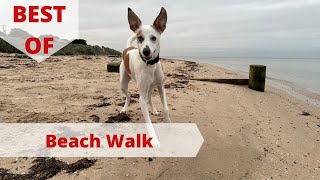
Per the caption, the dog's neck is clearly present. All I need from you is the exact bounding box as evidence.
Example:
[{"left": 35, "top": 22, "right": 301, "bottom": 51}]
[{"left": 139, "top": 52, "right": 160, "bottom": 65}]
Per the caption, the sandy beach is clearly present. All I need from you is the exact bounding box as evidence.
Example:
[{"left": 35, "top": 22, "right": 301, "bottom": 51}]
[{"left": 0, "top": 53, "right": 319, "bottom": 179}]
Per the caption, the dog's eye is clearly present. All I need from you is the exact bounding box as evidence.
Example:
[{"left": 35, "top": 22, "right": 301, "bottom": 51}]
[
  {"left": 151, "top": 36, "right": 157, "bottom": 42},
  {"left": 137, "top": 36, "right": 144, "bottom": 43}
]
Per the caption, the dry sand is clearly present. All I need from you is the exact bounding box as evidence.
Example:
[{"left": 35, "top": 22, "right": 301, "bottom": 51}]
[{"left": 0, "top": 53, "right": 319, "bottom": 179}]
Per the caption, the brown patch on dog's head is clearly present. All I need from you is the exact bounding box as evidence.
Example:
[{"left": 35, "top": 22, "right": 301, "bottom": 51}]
[
  {"left": 136, "top": 30, "right": 142, "bottom": 36},
  {"left": 128, "top": 8, "right": 142, "bottom": 32},
  {"left": 153, "top": 7, "right": 167, "bottom": 33},
  {"left": 122, "top": 46, "right": 137, "bottom": 74}
]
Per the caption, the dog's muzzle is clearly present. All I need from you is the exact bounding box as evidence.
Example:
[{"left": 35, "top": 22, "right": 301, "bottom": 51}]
[{"left": 139, "top": 52, "right": 160, "bottom": 65}]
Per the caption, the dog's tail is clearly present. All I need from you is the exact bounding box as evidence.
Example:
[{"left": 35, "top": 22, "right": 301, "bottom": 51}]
[{"left": 126, "top": 34, "right": 136, "bottom": 48}]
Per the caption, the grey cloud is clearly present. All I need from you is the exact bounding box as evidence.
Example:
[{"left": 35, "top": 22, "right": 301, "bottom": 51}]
[{"left": 79, "top": 0, "right": 320, "bottom": 58}]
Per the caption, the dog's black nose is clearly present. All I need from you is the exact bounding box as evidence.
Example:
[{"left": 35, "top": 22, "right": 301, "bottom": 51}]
[{"left": 143, "top": 46, "right": 151, "bottom": 56}]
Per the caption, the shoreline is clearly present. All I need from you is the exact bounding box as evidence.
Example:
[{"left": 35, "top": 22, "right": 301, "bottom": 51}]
[
  {"left": 164, "top": 56, "right": 320, "bottom": 108},
  {"left": 208, "top": 63, "right": 320, "bottom": 108}
]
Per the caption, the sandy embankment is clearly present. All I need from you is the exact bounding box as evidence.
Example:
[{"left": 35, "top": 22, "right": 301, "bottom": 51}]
[{"left": 0, "top": 53, "right": 319, "bottom": 179}]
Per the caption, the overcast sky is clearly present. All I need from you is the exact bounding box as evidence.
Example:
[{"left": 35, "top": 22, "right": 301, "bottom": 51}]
[{"left": 79, "top": 0, "right": 320, "bottom": 58}]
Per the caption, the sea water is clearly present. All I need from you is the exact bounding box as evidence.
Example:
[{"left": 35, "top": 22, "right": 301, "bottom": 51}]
[{"left": 166, "top": 56, "right": 320, "bottom": 107}]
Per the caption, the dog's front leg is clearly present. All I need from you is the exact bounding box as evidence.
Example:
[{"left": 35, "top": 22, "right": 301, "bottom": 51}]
[
  {"left": 158, "top": 84, "right": 171, "bottom": 123},
  {"left": 138, "top": 78, "right": 160, "bottom": 148},
  {"left": 148, "top": 88, "right": 160, "bottom": 116}
]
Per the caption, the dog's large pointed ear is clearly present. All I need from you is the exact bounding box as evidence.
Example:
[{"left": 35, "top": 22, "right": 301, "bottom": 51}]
[
  {"left": 153, "top": 7, "right": 167, "bottom": 33},
  {"left": 128, "top": 8, "right": 142, "bottom": 32}
]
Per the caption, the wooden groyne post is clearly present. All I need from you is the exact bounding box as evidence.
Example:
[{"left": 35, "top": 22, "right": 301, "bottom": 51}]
[
  {"left": 248, "top": 65, "right": 266, "bottom": 92},
  {"left": 107, "top": 62, "right": 120, "bottom": 73}
]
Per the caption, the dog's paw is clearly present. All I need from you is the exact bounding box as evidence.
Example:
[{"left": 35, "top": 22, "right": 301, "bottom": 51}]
[
  {"left": 120, "top": 108, "right": 128, "bottom": 114},
  {"left": 151, "top": 111, "right": 160, "bottom": 116},
  {"left": 151, "top": 137, "right": 161, "bottom": 148}
]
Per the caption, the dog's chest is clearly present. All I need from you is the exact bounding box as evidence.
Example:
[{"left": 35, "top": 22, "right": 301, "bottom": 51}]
[{"left": 130, "top": 59, "right": 164, "bottom": 85}]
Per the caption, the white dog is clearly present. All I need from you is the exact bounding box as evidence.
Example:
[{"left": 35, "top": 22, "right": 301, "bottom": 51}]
[{"left": 119, "top": 7, "right": 171, "bottom": 147}]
